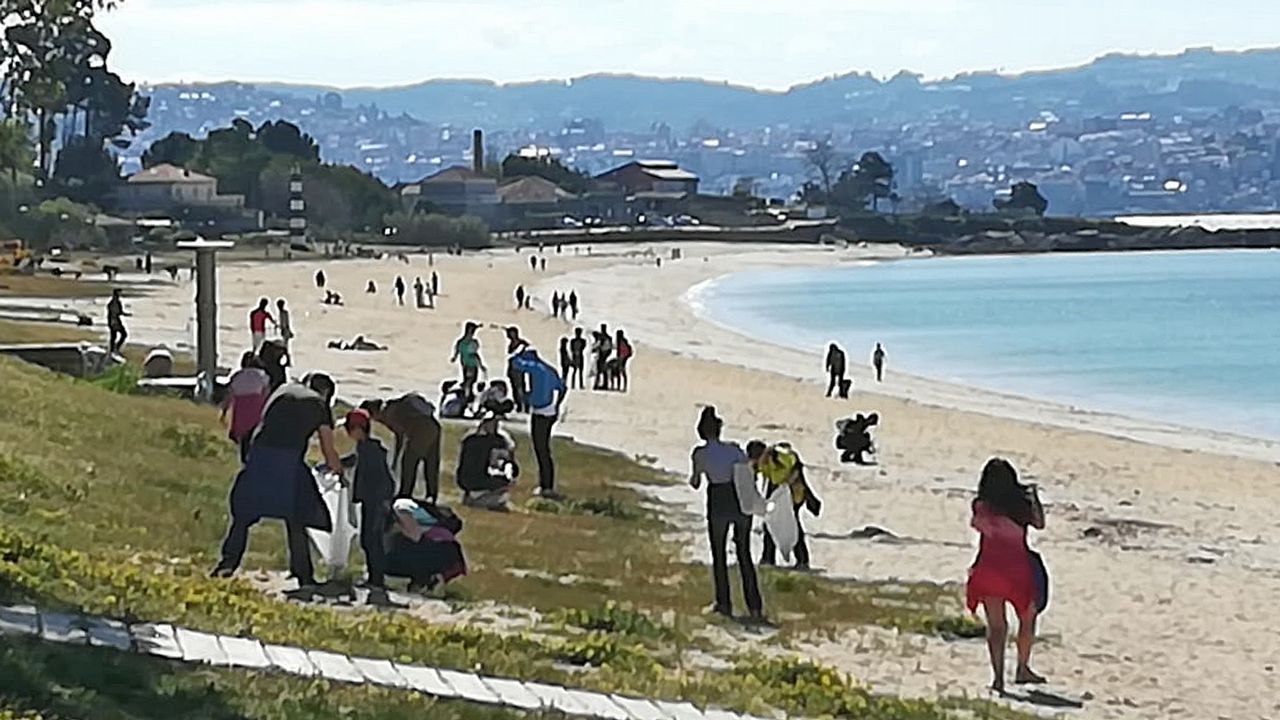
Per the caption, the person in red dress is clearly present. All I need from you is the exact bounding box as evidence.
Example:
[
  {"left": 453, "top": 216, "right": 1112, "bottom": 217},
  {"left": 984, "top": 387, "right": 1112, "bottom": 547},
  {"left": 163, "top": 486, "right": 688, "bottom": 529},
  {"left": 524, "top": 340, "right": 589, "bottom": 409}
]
[{"left": 966, "top": 457, "right": 1047, "bottom": 694}]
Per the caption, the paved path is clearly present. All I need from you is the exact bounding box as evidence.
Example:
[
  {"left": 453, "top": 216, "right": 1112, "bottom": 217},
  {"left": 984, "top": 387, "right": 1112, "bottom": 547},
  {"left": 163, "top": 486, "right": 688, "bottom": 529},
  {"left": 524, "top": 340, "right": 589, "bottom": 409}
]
[{"left": 0, "top": 604, "right": 772, "bottom": 720}]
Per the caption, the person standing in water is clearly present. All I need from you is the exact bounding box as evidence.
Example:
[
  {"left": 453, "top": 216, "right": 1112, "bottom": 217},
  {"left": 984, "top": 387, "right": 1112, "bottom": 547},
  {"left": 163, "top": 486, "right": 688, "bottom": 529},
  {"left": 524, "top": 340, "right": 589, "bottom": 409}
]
[
  {"left": 825, "top": 343, "right": 847, "bottom": 398},
  {"left": 106, "top": 288, "right": 129, "bottom": 355},
  {"left": 690, "top": 406, "right": 763, "bottom": 621},
  {"left": 276, "top": 299, "right": 294, "bottom": 354},
  {"left": 872, "top": 343, "right": 886, "bottom": 383},
  {"left": 966, "top": 458, "right": 1047, "bottom": 694}
]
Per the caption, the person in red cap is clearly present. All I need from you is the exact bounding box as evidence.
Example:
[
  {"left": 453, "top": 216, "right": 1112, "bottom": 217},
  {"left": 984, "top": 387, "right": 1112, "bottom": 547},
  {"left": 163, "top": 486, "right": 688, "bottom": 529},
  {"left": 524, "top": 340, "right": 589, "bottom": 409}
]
[{"left": 343, "top": 407, "right": 396, "bottom": 595}]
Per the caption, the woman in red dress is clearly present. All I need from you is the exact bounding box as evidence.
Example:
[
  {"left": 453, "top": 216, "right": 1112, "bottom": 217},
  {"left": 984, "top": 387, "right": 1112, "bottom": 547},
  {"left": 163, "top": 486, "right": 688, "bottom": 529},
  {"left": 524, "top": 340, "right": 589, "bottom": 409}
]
[{"left": 966, "top": 458, "right": 1046, "bottom": 693}]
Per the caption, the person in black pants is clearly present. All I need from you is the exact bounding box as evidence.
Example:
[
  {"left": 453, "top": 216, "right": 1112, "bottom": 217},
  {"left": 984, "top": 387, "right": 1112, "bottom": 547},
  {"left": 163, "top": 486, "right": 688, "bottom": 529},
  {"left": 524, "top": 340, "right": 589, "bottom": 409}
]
[
  {"left": 689, "top": 406, "right": 764, "bottom": 621},
  {"left": 213, "top": 374, "right": 342, "bottom": 589},
  {"left": 824, "top": 343, "right": 847, "bottom": 398},
  {"left": 511, "top": 349, "right": 566, "bottom": 498},
  {"left": 342, "top": 408, "right": 395, "bottom": 598},
  {"left": 505, "top": 326, "right": 530, "bottom": 413}
]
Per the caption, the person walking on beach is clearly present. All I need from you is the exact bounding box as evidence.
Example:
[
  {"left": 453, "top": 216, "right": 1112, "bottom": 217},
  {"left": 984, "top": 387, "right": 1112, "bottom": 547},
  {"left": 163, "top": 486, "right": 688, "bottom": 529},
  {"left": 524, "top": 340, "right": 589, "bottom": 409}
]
[
  {"left": 394, "top": 276, "right": 407, "bottom": 306},
  {"left": 511, "top": 348, "right": 566, "bottom": 499},
  {"left": 690, "top": 406, "right": 764, "bottom": 621},
  {"left": 249, "top": 298, "right": 275, "bottom": 352},
  {"left": 515, "top": 285, "right": 526, "bottom": 310},
  {"left": 568, "top": 291, "right": 579, "bottom": 320},
  {"left": 221, "top": 351, "right": 270, "bottom": 464},
  {"left": 749, "top": 440, "right": 820, "bottom": 570},
  {"left": 451, "top": 322, "right": 486, "bottom": 400},
  {"left": 872, "top": 343, "right": 886, "bottom": 383},
  {"left": 615, "top": 329, "right": 634, "bottom": 393},
  {"left": 212, "top": 373, "right": 341, "bottom": 589},
  {"left": 276, "top": 299, "right": 294, "bottom": 354},
  {"left": 966, "top": 458, "right": 1048, "bottom": 694},
  {"left": 569, "top": 327, "right": 587, "bottom": 390},
  {"left": 106, "top": 288, "right": 129, "bottom": 355},
  {"left": 825, "top": 343, "right": 847, "bottom": 398},
  {"left": 505, "top": 326, "right": 531, "bottom": 413}
]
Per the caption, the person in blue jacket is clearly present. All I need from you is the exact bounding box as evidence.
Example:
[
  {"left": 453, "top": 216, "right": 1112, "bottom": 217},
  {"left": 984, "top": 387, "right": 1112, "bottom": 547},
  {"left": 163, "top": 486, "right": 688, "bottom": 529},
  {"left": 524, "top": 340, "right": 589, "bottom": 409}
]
[{"left": 510, "top": 348, "right": 566, "bottom": 498}]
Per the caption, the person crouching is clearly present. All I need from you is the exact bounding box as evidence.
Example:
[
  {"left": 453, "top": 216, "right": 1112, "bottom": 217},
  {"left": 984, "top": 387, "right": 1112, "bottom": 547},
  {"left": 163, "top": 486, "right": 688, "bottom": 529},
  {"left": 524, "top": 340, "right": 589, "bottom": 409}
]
[
  {"left": 457, "top": 414, "right": 519, "bottom": 510},
  {"left": 342, "top": 409, "right": 395, "bottom": 596},
  {"left": 385, "top": 498, "right": 467, "bottom": 593}
]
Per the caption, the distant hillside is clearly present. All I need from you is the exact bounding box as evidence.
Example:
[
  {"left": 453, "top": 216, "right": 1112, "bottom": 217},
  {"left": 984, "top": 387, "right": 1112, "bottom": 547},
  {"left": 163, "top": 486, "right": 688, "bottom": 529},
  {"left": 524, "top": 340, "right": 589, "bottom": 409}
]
[{"left": 154, "top": 46, "right": 1280, "bottom": 130}]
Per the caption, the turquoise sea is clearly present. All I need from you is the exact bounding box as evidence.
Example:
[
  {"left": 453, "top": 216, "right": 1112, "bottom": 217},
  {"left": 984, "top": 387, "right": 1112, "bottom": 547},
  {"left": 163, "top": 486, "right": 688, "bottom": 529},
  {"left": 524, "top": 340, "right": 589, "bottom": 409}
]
[{"left": 692, "top": 250, "right": 1280, "bottom": 440}]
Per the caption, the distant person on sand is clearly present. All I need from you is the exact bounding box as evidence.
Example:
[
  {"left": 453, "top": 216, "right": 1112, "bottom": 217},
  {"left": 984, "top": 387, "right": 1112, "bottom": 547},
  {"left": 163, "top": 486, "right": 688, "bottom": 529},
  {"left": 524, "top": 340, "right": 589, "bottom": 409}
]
[
  {"left": 394, "top": 276, "right": 406, "bottom": 306},
  {"left": 431, "top": 270, "right": 439, "bottom": 297},
  {"left": 451, "top": 322, "right": 486, "bottom": 400},
  {"left": 559, "top": 336, "right": 573, "bottom": 382},
  {"left": 221, "top": 351, "right": 271, "bottom": 463},
  {"left": 614, "top": 329, "right": 633, "bottom": 392},
  {"left": 249, "top": 298, "right": 275, "bottom": 351},
  {"left": 540, "top": 257, "right": 546, "bottom": 272},
  {"left": 315, "top": 269, "right": 326, "bottom": 289},
  {"left": 530, "top": 255, "right": 537, "bottom": 272},
  {"left": 340, "top": 408, "right": 394, "bottom": 597},
  {"left": 413, "top": 277, "right": 425, "bottom": 308},
  {"left": 366, "top": 280, "right": 377, "bottom": 294},
  {"left": 966, "top": 458, "right": 1048, "bottom": 694},
  {"left": 276, "top": 299, "right": 294, "bottom": 353},
  {"left": 825, "top": 343, "right": 847, "bottom": 398},
  {"left": 511, "top": 349, "right": 566, "bottom": 498},
  {"left": 505, "top": 326, "right": 531, "bottom": 413},
  {"left": 515, "top": 285, "right": 525, "bottom": 310},
  {"left": 568, "top": 291, "right": 579, "bottom": 319},
  {"left": 690, "top": 406, "right": 763, "bottom": 621},
  {"left": 592, "top": 324, "right": 613, "bottom": 391},
  {"left": 106, "top": 288, "right": 129, "bottom": 355},
  {"left": 568, "top": 328, "right": 587, "bottom": 389},
  {"left": 748, "top": 440, "right": 820, "bottom": 570},
  {"left": 362, "top": 394, "right": 442, "bottom": 502},
  {"left": 872, "top": 343, "right": 886, "bottom": 383},
  {"left": 551, "top": 292, "right": 562, "bottom": 317},
  {"left": 212, "top": 373, "right": 341, "bottom": 589}
]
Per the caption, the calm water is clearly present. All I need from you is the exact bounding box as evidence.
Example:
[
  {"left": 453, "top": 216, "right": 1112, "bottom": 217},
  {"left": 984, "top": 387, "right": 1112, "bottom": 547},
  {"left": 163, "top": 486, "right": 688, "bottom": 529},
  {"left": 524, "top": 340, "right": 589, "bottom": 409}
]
[{"left": 691, "top": 250, "right": 1280, "bottom": 440}]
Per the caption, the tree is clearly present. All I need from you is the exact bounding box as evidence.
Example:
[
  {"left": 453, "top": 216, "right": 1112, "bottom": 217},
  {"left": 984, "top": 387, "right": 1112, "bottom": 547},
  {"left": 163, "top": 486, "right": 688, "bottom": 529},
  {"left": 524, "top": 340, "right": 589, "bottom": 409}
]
[
  {"left": 852, "top": 151, "right": 894, "bottom": 212},
  {"left": 52, "top": 134, "right": 118, "bottom": 204},
  {"left": 994, "top": 181, "right": 1048, "bottom": 216},
  {"left": 382, "top": 210, "right": 489, "bottom": 249},
  {"left": 0, "top": 119, "right": 33, "bottom": 184},
  {"left": 500, "top": 153, "right": 591, "bottom": 194},
  {"left": 803, "top": 139, "right": 840, "bottom": 200},
  {"left": 142, "top": 131, "right": 199, "bottom": 168}
]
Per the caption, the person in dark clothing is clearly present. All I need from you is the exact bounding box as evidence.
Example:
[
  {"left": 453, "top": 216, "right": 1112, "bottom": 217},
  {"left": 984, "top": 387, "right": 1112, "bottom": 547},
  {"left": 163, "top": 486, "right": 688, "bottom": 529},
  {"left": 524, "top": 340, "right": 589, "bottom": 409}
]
[
  {"left": 511, "top": 349, "right": 566, "bottom": 498},
  {"left": 456, "top": 415, "right": 519, "bottom": 508},
  {"left": 106, "top": 289, "right": 129, "bottom": 355},
  {"left": 690, "top": 406, "right": 764, "bottom": 621},
  {"left": 530, "top": 255, "right": 537, "bottom": 272},
  {"left": 257, "top": 339, "right": 289, "bottom": 392},
  {"left": 568, "top": 327, "right": 587, "bottom": 389},
  {"left": 213, "top": 374, "right": 341, "bottom": 588},
  {"left": 430, "top": 271, "right": 439, "bottom": 297},
  {"left": 394, "top": 276, "right": 406, "bottom": 306},
  {"left": 386, "top": 498, "right": 467, "bottom": 592},
  {"left": 515, "top": 285, "right": 525, "bottom": 310},
  {"left": 361, "top": 394, "right": 442, "bottom": 501},
  {"left": 825, "top": 343, "right": 847, "bottom": 398},
  {"left": 873, "top": 343, "right": 887, "bottom": 383},
  {"left": 568, "top": 291, "right": 579, "bottom": 319},
  {"left": 558, "top": 337, "right": 573, "bottom": 381},
  {"left": 748, "top": 441, "right": 820, "bottom": 570},
  {"left": 342, "top": 409, "right": 395, "bottom": 594},
  {"left": 505, "top": 326, "right": 530, "bottom": 413},
  {"left": 315, "top": 269, "right": 326, "bottom": 289}
]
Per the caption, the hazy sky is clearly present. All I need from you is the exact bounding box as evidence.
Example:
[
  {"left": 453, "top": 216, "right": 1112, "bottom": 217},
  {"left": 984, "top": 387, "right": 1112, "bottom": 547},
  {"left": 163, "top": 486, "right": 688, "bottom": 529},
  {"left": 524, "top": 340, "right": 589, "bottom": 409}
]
[{"left": 98, "top": 0, "right": 1280, "bottom": 89}]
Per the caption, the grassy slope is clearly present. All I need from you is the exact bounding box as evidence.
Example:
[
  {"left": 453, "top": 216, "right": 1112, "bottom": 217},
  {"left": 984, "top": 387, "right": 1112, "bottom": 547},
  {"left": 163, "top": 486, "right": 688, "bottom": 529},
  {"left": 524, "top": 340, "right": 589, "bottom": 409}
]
[{"left": 0, "top": 357, "right": 1009, "bottom": 719}]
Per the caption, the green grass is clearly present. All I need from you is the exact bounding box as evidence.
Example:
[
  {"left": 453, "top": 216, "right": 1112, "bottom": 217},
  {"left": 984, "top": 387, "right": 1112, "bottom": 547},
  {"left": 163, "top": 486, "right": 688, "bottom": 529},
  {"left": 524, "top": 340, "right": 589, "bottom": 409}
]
[
  {"left": 0, "top": 356, "right": 1020, "bottom": 719},
  {"left": 0, "top": 638, "right": 565, "bottom": 720},
  {"left": 0, "top": 271, "right": 112, "bottom": 299}
]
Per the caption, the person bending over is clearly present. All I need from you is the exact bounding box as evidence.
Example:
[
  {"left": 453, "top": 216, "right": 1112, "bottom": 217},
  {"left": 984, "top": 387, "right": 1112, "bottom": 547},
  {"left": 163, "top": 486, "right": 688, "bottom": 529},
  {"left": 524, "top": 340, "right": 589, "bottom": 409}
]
[{"left": 361, "top": 393, "right": 442, "bottom": 501}]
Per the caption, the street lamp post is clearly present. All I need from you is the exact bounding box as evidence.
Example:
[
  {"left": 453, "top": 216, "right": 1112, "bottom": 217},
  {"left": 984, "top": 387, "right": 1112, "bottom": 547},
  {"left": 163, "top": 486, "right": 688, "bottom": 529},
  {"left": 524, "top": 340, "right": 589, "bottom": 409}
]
[{"left": 176, "top": 237, "right": 235, "bottom": 402}]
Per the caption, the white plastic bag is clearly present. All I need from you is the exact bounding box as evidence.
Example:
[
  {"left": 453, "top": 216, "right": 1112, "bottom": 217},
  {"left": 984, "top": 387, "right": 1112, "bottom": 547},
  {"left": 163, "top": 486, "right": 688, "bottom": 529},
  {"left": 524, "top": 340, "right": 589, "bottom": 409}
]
[
  {"left": 763, "top": 495, "right": 799, "bottom": 563},
  {"left": 733, "top": 463, "right": 766, "bottom": 516},
  {"left": 307, "top": 469, "right": 359, "bottom": 573}
]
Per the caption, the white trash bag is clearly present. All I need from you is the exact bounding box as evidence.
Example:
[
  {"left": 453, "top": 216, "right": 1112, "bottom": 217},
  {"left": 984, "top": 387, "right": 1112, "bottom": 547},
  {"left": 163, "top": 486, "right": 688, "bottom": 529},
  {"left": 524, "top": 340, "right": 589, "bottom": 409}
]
[
  {"left": 763, "top": 495, "right": 799, "bottom": 563},
  {"left": 307, "top": 469, "right": 359, "bottom": 574},
  {"left": 733, "top": 462, "right": 766, "bottom": 516}
]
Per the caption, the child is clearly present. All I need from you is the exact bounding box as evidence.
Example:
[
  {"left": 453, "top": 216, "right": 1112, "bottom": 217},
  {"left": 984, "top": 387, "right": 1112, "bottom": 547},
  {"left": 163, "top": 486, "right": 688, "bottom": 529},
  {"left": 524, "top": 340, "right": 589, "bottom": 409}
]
[{"left": 342, "top": 409, "right": 395, "bottom": 595}]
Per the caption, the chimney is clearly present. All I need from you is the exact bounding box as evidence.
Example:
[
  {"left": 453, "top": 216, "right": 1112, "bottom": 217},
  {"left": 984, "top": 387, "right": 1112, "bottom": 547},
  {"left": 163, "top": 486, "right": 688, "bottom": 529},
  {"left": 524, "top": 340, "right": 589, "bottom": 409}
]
[{"left": 472, "top": 129, "right": 484, "bottom": 174}]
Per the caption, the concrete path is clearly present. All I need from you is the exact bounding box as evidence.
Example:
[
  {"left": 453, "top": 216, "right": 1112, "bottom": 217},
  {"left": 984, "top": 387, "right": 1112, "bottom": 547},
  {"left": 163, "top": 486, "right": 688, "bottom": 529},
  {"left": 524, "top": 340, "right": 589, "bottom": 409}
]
[{"left": 0, "top": 603, "right": 772, "bottom": 720}]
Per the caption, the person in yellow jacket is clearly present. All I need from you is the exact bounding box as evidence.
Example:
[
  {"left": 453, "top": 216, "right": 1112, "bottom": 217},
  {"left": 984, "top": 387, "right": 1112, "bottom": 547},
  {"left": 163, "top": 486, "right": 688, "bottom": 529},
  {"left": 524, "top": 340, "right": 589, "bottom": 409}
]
[{"left": 747, "top": 441, "right": 821, "bottom": 570}]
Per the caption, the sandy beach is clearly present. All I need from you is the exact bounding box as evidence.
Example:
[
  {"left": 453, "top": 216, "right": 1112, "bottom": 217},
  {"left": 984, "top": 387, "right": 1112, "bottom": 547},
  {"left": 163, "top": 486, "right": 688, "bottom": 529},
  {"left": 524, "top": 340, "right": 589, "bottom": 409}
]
[{"left": 114, "top": 241, "right": 1280, "bottom": 720}]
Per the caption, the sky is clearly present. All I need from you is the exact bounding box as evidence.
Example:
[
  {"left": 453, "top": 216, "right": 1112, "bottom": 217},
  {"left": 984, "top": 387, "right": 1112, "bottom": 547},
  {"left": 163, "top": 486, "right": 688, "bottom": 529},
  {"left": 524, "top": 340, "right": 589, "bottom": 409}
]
[{"left": 97, "top": 0, "right": 1280, "bottom": 90}]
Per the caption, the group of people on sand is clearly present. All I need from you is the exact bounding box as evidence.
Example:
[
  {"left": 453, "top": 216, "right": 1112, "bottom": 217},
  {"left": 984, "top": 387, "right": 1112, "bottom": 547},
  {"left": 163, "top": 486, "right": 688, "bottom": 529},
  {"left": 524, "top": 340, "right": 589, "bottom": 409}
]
[
  {"left": 554, "top": 324, "right": 633, "bottom": 392},
  {"left": 823, "top": 342, "right": 887, "bottom": 398},
  {"left": 690, "top": 400, "right": 1049, "bottom": 694},
  {"left": 549, "top": 290, "right": 580, "bottom": 320}
]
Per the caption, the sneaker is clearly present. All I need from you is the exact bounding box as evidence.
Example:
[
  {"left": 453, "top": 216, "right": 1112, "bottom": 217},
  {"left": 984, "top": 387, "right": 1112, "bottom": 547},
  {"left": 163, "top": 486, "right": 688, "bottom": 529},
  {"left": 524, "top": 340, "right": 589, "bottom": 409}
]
[{"left": 534, "top": 488, "right": 563, "bottom": 501}]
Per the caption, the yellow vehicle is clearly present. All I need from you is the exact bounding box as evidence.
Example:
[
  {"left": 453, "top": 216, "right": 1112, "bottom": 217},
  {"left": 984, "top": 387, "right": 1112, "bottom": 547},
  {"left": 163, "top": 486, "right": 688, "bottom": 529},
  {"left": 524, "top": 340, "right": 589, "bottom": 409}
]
[{"left": 0, "top": 238, "right": 32, "bottom": 267}]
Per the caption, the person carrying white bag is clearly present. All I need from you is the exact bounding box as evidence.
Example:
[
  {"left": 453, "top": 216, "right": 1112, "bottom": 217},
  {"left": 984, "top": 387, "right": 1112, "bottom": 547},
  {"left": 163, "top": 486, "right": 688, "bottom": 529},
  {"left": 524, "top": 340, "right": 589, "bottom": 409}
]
[{"left": 747, "top": 440, "right": 821, "bottom": 570}]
